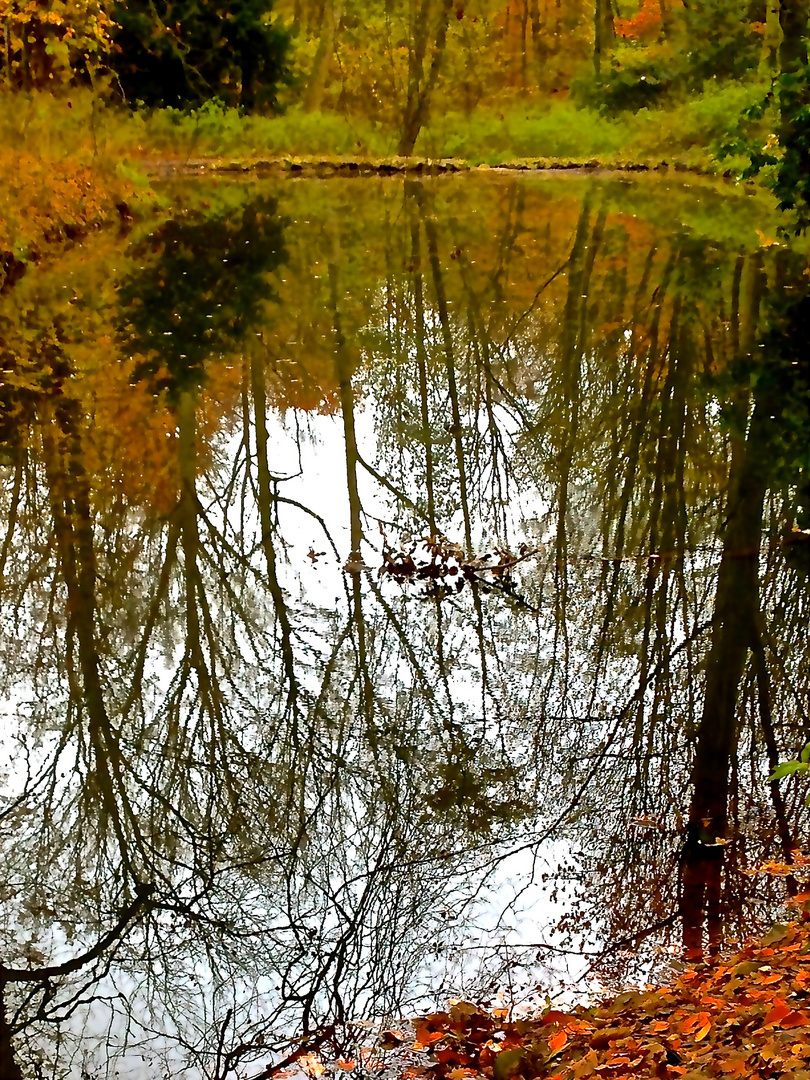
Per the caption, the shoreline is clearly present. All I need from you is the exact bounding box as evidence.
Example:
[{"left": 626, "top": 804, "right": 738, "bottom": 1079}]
[{"left": 138, "top": 154, "right": 743, "bottom": 180}]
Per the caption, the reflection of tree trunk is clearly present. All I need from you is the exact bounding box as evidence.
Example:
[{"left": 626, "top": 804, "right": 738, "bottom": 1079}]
[
  {"left": 0, "top": 453, "right": 21, "bottom": 586},
  {"left": 251, "top": 351, "right": 298, "bottom": 710},
  {"left": 680, "top": 257, "right": 767, "bottom": 956},
  {"left": 177, "top": 389, "right": 205, "bottom": 679},
  {"left": 422, "top": 204, "right": 473, "bottom": 552},
  {"left": 41, "top": 390, "right": 138, "bottom": 869},
  {"left": 752, "top": 629, "right": 798, "bottom": 882},
  {"left": 0, "top": 987, "right": 23, "bottom": 1080},
  {"left": 680, "top": 424, "right": 768, "bottom": 953},
  {"left": 328, "top": 260, "right": 374, "bottom": 731},
  {"left": 328, "top": 263, "right": 363, "bottom": 558},
  {"left": 555, "top": 199, "right": 596, "bottom": 633},
  {"left": 405, "top": 185, "right": 457, "bottom": 720},
  {"left": 175, "top": 390, "right": 226, "bottom": 740},
  {"left": 605, "top": 250, "right": 673, "bottom": 741},
  {"left": 407, "top": 187, "right": 438, "bottom": 534},
  {"left": 124, "top": 522, "right": 179, "bottom": 715}
]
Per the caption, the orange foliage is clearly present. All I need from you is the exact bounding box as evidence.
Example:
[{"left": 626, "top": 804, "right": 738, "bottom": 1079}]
[
  {"left": 392, "top": 906, "right": 810, "bottom": 1080},
  {"left": 0, "top": 150, "right": 133, "bottom": 255},
  {"left": 615, "top": 0, "right": 662, "bottom": 40}
]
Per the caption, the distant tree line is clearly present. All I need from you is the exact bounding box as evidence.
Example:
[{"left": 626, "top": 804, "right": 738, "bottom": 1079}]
[
  {"left": 0, "top": 0, "right": 809, "bottom": 203},
  {"left": 0, "top": 0, "right": 291, "bottom": 108}
]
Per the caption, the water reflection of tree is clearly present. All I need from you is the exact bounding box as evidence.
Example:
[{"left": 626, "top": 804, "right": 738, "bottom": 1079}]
[
  {"left": 0, "top": 193, "right": 536, "bottom": 1077},
  {"left": 2, "top": 175, "right": 810, "bottom": 1073},
  {"left": 360, "top": 181, "right": 810, "bottom": 971}
]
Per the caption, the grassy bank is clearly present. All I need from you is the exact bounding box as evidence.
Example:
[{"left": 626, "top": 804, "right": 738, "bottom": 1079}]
[
  {"left": 3, "top": 80, "right": 771, "bottom": 167},
  {"left": 0, "top": 81, "right": 774, "bottom": 255}
]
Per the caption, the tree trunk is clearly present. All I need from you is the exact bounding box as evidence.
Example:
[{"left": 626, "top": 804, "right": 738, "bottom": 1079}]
[
  {"left": 593, "top": 0, "right": 614, "bottom": 76},
  {"left": 761, "top": 0, "right": 783, "bottom": 74},
  {"left": 398, "top": 0, "right": 454, "bottom": 156},
  {"left": 303, "top": 0, "right": 344, "bottom": 112},
  {"left": 779, "top": 0, "right": 808, "bottom": 72}
]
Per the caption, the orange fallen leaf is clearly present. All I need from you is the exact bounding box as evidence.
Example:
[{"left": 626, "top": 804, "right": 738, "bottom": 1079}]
[
  {"left": 763, "top": 1001, "right": 791, "bottom": 1026},
  {"left": 780, "top": 1010, "right": 810, "bottom": 1027},
  {"left": 681, "top": 1012, "right": 711, "bottom": 1034},
  {"left": 548, "top": 1030, "right": 567, "bottom": 1052}
]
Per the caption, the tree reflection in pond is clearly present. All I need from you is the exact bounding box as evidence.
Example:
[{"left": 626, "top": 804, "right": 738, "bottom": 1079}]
[{"left": 0, "top": 174, "right": 808, "bottom": 1077}]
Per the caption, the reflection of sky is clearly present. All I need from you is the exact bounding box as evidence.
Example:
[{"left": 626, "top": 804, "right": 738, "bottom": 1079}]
[
  {"left": 0, "top": 394, "right": 589, "bottom": 1078},
  {"left": 2, "top": 174, "right": 806, "bottom": 1078}
]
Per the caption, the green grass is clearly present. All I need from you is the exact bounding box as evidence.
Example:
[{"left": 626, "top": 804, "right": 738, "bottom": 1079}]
[
  {"left": 118, "top": 99, "right": 398, "bottom": 158},
  {"left": 413, "top": 82, "right": 771, "bottom": 169},
  {"left": 415, "top": 102, "right": 631, "bottom": 163},
  {"left": 0, "top": 80, "right": 774, "bottom": 175}
]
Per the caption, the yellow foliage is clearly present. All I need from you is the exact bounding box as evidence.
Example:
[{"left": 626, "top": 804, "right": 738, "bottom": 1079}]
[
  {"left": 0, "top": 0, "right": 113, "bottom": 89},
  {"left": 0, "top": 149, "right": 132, "bottom": 256}
]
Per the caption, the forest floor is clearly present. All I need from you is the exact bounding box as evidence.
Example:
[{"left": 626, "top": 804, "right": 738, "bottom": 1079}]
[{"left": 354, "top": 901, "right": 810, "bottom": 1080}]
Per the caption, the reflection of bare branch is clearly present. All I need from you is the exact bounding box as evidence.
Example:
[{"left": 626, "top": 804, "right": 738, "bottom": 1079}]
[{"left": 1, "top": 885, "right": 154, "bottom": 985}]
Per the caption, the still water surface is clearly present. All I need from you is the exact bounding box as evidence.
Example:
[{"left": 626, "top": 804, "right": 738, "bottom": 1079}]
[{"left": 0, "top": 172, "right": 809, "bottom": 1078}]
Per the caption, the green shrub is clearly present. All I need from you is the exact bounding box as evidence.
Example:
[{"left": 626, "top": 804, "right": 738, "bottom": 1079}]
[
  {"left": 570, "top": 46, "right": 676, "bottom": 113},
  {"left": 632, "top": 81, "right": 771, "bottom": 161},
  {"left": 110, "top": 0, "right": 292, "bottom": 111},
  {"left": 416, "top": 104, "right": 630, "bottom": 162}
]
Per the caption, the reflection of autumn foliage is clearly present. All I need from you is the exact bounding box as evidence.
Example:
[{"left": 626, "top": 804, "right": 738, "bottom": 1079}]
[
  {"left": 0, "top": 152, "right": 133, "bottom": 256},
  {"left": 0, "top": 175, "right": 768, "bottom": 525},
  {"left": 0, "top": 229, "right": 180, "bottom": 513}
]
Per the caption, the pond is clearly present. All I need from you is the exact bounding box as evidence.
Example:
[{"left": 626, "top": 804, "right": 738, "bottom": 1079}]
[{"left": 1, "top": 171, "right": 809, "bottom": 1079}]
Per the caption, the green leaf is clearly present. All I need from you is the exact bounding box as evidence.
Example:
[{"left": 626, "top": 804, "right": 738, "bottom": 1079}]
[
  {"left": 493, "top": 1048, "right": 525, "bottom": 1080},
  {"left": 769, "top": 760, "right": 809, "bottom": 781},
  {"left": 800, "top": 743, "right": 810, "bottom": 764}
]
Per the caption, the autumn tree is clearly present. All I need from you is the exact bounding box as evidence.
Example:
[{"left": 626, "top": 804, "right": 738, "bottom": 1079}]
[{"left": 0, "top": 0, "right": 113, "bottom": 89}]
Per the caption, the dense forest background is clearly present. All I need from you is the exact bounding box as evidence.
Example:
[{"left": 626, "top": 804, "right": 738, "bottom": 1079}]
[{"left": 0, "top": 0, "right": 808, "bottom": 165}]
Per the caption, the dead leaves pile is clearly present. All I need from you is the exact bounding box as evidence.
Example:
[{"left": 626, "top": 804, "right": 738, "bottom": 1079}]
[
  {"left": 397, "top": 913, "right": 810, "bottom": 1080},
  {"left": 379, "top": 535, "right": 537, "bottom": 595}
]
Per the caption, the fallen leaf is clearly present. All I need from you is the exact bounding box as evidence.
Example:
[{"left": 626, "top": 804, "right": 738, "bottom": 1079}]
[{"left": 548, "top": 1030, "right": 567, "bottom": 1052}]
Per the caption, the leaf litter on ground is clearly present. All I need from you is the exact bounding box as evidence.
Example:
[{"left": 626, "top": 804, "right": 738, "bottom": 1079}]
[{"left": 283, "top": 892, "right": 810, "bottom": 1080}]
